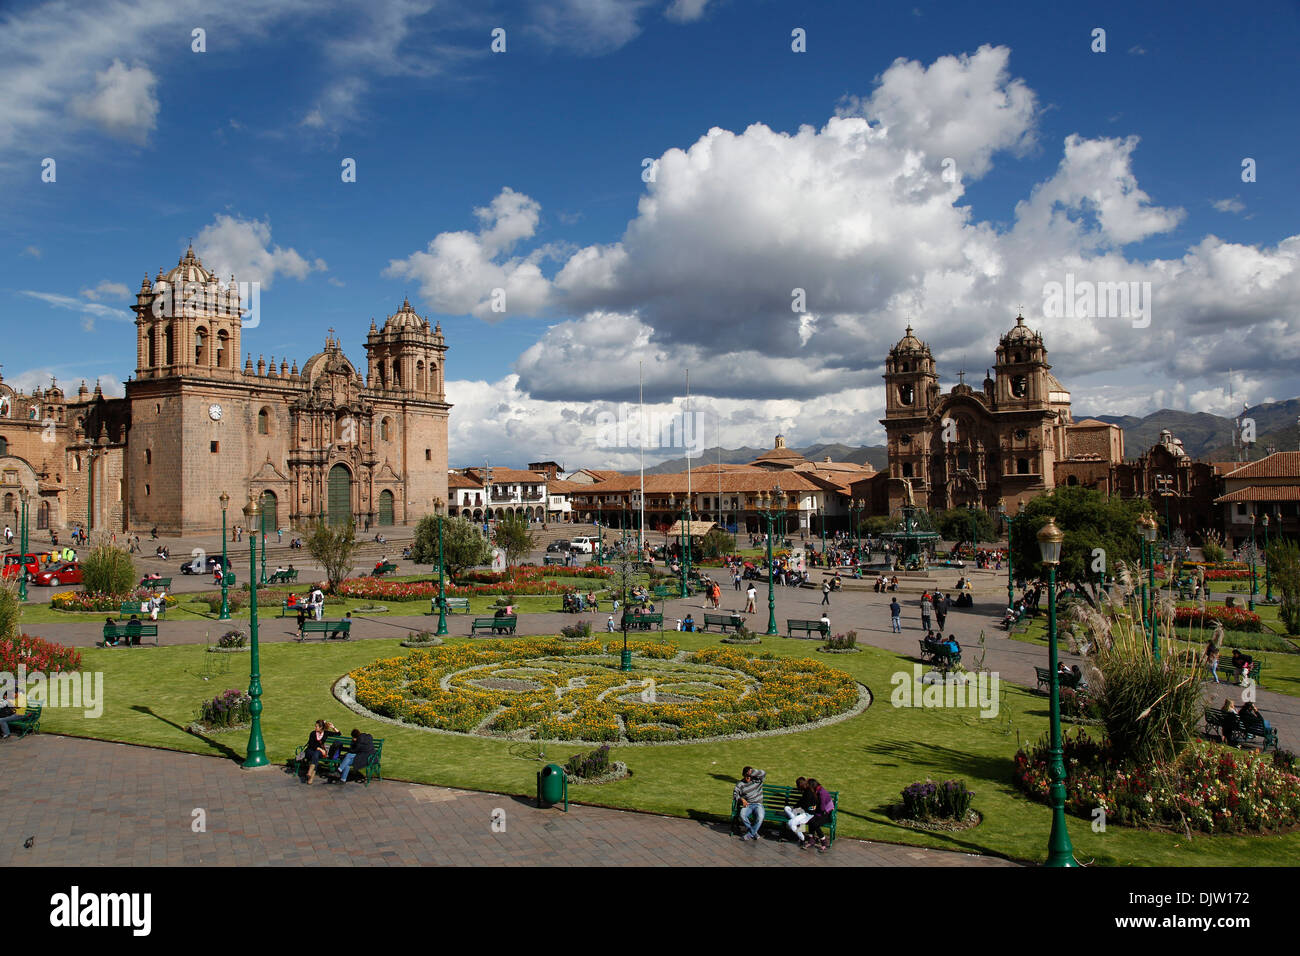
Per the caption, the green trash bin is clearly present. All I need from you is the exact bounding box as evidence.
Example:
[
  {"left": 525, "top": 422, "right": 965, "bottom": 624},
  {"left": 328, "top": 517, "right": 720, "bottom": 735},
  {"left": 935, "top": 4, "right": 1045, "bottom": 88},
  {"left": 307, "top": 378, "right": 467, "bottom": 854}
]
[{"left": 537, "top": 763, "right": 568, "bottom": 811}]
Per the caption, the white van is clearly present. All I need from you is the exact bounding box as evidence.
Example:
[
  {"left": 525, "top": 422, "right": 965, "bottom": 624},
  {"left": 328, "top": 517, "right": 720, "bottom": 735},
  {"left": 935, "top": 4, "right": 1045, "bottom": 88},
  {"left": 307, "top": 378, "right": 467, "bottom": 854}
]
[{"left": 570, "top": 536, "right": 595, "bottom": 553}]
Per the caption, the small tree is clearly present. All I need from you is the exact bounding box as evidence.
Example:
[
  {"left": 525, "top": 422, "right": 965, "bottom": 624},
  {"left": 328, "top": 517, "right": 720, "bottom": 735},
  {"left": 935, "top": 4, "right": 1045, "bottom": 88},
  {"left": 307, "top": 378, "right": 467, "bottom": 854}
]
[
  {"left": 493, "top": 513, "right": 536, "bottom": 568},
  {"left": 935, "top": 508, "right": 995, "bottom": 545},
  {"left": 1010, "top": 486, "right": 1145, "bottom": 592},
  {"left": 0, "top": 578, "right": 20, "bottom": 640},
  {"left": 306, "top": 521, "right": 358, "bottom": 592},
  {"left": 80, "top": 541, "right": 137, "bottom": 595},
  {"left": 1200, "top": 529, "right": 1226, "bottom": 564},
  {"left": 413, "top": 515, "right": 491, "bottom": 577},
  {"left": 696, "top": 528, "right": 734, "bottom": 560},
  {"left": 1268, "top": 539, "right": 1300, "bottom": 635}
]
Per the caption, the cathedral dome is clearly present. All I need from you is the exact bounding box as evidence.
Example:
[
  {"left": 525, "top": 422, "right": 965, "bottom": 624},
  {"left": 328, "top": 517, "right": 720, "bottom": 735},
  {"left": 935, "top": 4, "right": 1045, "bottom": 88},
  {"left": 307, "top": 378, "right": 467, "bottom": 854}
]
[
  {"left": 163, "top": 245, "right": 214, "bottom": 286},
  {"left": 384, "top": 298, "right": 428, "bottom": 332},
  {"left": 890, "top": 324, "right": 930, "bottom": 356},
  {"left": 301, "top": 334, "right": 358, "bottom": 383},
  {"left": 1001, "top": 313, "right": 1039, "bottom": 346}
]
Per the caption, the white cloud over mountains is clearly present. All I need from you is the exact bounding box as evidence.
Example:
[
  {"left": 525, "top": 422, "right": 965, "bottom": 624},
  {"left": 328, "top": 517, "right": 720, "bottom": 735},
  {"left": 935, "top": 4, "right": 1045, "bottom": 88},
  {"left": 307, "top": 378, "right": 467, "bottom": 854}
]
[{"left": 408, "top": 44, "right": 1299, "bottom": 468}]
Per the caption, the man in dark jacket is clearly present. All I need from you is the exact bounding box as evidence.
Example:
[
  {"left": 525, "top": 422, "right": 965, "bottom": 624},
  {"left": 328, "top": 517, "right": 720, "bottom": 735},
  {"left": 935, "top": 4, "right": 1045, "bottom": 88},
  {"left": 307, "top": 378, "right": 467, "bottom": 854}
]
[{"left": 337, "top": 729, "right": 374, "bottom": 783}]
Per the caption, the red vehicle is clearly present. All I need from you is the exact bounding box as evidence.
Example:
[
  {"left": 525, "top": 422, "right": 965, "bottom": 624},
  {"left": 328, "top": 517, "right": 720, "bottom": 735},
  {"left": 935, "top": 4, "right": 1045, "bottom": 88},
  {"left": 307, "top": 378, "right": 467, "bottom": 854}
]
[
  {"left": 1, "top": 553, "right": 41, "bottom": 582},
  {"left": 32, "top": 561, "right": 82, "bottom": 587}
]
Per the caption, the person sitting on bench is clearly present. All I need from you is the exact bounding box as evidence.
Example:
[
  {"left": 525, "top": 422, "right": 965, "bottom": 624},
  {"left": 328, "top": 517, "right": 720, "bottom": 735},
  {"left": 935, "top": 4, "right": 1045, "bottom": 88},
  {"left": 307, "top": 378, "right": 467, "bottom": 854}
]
[
  {"left": 336, "top": 728, "right": 374, "bottom": 783},
  {"left": 682, "top": 613, "right": 696, "bottom": 632},
  {"left": 1231, "top": 649, "right": 1254, "bottom": 683},
  {"left": 125, "top": 615, "right": 143, "bottom": 646},
  {"left": 783, "top": 777, "right": 817, "bottom": 846},
  {"left": 1240, "top": 701, "right": 1271, "bottom": 732},
  {"left": 943, "top": 634, "right": 960, "bottom": 658},
  {"left": 329, "top": 613, "right": 352, "bottom": 640},
  {"left": 103, "top": 616, "right": 120, "bottom": 647},
  {"left": 804, "top": 778, "right": 834, "bottom": 852},
  {"left": 302, "top": 720, "right": 332, "bottom": 784}
]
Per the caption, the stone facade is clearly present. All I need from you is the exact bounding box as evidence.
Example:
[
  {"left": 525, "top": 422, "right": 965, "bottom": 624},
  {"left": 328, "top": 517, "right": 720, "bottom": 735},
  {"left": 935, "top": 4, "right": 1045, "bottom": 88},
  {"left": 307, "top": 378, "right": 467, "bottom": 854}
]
[
  {"left": 879, "top": 313, "right": 1124, "bottom": 515},
  {"left": 1, "top": 246, "right": 450, "bottom": 537}
]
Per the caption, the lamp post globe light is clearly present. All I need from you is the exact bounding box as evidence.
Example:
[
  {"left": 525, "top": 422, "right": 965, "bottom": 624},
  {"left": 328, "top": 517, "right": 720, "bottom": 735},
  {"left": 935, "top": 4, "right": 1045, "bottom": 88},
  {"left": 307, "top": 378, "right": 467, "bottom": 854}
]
[
  {"left": 757, "top": 485, "right": 786, "bottom": 636},
  {"left": 1141, "top": 514, "right": 1160, "bottom": 658},
  {"left": 240, "top": 493, "right": 268, "bottom": 769},
  {"left": 219, "top": 491, "right": 231, "bottom": 620},
  {"left": 17, "top": 487, "right": 29, "bottom": 603},
  {"left": 1037, "top": 515, "right": 1076, "bottom": 867},
  {"left": 1263, "top": 512, "right": 1272, "bottom": 603},
  {"left": 433, "top": 497, "right": 448, "bottom": 636}
]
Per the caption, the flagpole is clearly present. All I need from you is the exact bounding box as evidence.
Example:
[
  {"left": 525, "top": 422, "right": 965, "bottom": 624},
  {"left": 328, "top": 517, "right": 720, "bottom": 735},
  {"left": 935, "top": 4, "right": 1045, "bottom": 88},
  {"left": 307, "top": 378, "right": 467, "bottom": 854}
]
[{"left": 639, "top": 362, "right": 646, "bottom": 554}]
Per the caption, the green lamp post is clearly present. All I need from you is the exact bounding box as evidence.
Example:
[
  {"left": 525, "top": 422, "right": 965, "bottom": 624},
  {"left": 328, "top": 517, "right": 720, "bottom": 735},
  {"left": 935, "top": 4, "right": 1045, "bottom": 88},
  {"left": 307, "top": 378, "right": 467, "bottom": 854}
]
[
  {"left": 1248, "top": 513, "right": 1258, "bottom": 612},
  {"left": 1262, "top": 512, "right": 1272, "bottom": 603},
  {"left": 757, "top": 485, "right": 787, "bottom": 636},
  {"left": 1142, "top": 514, "right": 1159, "bottom": 658},
  {"left": 819, "top": 505, "right": 826, "bottom": 558},
  {"left": 219, "top": 491, "right": 231, "bottom": 620},
  {"left": 1138, "top": 515, "right": 1150, "bottom": 643},
  {"left": 17, "top": 487, "right": 29, "bottom": 603},
  {"left": 596, "top": 497, "right": 604, "bottom": 566},
  {"left": 258, "top": 495, "right": 267, "bottom": 585},
  {"left": 999, "top": 498, "right": 1018, "bottom": 611},
  {"left": 1037, "top": 515, "right": 1076, "bottom": 867},
  {"left": 433, "top": 496, "right": 448, "bottom": 636},
  {"left": 241, "top": 492, "right": 268, "bottom": 769}
]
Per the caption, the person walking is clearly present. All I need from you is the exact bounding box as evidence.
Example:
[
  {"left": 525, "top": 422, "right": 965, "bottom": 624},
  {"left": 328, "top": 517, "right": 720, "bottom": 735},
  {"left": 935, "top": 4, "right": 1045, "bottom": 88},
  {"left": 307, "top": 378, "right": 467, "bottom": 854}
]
[
  {"left": 821, "top": 579, "right": 831, "bottom": 606},
  {"left": 889, "top": 597, "right": 902, "bottom": 633},
  {"left": 745, "top": 583, "right": 757, "bottom": 614},
  {"left": 920, "top": 593, "right": 933, "bottom": 631},
  {"left": 933, "top": 591, "right": 947, "bottom": 632}
]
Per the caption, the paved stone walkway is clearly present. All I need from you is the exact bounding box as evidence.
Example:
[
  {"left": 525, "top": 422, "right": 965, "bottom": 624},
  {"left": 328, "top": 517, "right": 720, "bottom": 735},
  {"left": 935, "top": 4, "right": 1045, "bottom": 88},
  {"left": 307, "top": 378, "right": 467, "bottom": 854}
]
[{"left": 0, "top": 736, "right": 1016, "bottom": 867}]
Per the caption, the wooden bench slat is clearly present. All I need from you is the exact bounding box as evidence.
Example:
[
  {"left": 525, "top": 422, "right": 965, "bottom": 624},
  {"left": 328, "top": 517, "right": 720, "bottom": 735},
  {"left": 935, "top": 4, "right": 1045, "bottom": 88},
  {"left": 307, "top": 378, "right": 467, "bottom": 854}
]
[
  {"left": 471, "top": 615, "right": 517, "bottom": 634},
  {"left": 298, "top": 620, "right": 352, "bottom": 641}
]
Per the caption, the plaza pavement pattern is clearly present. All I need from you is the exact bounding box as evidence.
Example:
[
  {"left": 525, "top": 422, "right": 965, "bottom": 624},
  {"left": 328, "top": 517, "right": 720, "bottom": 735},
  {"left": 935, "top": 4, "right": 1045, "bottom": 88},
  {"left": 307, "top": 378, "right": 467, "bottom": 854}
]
[{"left": 0, "top": 735, "right": 1016, "bottom": 867}]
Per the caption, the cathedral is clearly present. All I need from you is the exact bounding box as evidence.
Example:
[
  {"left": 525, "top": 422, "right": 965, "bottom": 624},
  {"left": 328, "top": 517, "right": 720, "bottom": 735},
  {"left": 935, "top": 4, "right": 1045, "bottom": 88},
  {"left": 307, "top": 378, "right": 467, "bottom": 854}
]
[
  {"left": 879, "top": 313, "right": 1124, "bottom": 514},
  {"left": 0, "top": 246, "right": 450, "bottom": 536}
]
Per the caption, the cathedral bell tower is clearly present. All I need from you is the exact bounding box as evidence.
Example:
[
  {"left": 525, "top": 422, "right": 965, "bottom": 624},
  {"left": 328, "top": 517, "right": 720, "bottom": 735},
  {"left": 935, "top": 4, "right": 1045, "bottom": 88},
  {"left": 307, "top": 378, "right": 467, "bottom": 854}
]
[
  {"left": 131, "top": 246, "right": 243, "bottom": 381},
  {"left": 364, "top": 298, "right": 447, "bottom": 400},
  {"left": 994, "top": 313, "right": 1050, "bottom": 408},
  {"left": 883, "top": 325, "right": 938, "bottom": 486}
]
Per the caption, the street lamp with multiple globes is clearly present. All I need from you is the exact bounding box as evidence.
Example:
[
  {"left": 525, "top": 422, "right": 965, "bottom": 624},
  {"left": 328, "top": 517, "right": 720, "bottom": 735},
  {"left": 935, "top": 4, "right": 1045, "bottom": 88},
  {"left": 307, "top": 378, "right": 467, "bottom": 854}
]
[
  {"left": 219, "top": 491, "right": 231, "bottom": 620},
  {"left": 998, "top": 498, "right": 1025, "bottom": 611},
  {"left": 1037, "top": 515, "right": 1076, "bottom": 867},
  {"left": 433, "top": 496, "right": 448, "bottom": 636},
  {"left": 1262, "top": 512, "right": 1272, "bottom": 603},
  {"left": 756, "top": 485, "right": 787, "bottom": 636},
  {"left": 240, "top": 492, "right": 268, "bottom": 769},
  {"left": 631, "top": 490, "right": 643, "bottom": 555},
  {"left": 1142, "top": 514, "right": 1160, "bottom": 658},
  {"left": 596, "top": 496, "right": 604, "bottom": 566},
  {"left": 848, "top": 497, "right": 863, "bottom": 558},
  {"left": 17, "top": 487, "right": 29, "bottom": 603},
  {"left": 1248, "top": 513, "right": 1258, "bottom": 612}
]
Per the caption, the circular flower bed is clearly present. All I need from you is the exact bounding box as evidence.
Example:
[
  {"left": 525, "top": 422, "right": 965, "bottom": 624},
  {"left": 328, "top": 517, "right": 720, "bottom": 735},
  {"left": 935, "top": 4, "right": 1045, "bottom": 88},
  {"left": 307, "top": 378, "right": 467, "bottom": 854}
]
[
  {"left": 1014, "top": 731, "right": 1300, "bottom": 834},
  {"left": 350, "top": 638, "right": 864, "bottom": 743},
  {"left": 1173, "top": 605, "right": 1262, "bottom": 632},
  {"left": 51, "top": 590, "right": 180, "bottom": 613}
]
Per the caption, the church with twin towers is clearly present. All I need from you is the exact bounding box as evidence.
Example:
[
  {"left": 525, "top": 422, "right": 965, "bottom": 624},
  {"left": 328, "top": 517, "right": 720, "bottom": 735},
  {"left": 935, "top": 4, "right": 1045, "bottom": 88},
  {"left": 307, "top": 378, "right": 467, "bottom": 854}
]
[{"left": 0, "top": 245, "right": 451, "bottom": 536}]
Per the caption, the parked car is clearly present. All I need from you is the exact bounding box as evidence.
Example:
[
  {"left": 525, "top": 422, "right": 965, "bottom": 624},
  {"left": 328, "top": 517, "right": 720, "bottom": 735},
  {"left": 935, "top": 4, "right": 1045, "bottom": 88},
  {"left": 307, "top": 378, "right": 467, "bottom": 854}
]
[
  {"left": 180, "top": 555, "right": 226, "bottom": 575},
  {"left": 32, "top": 561, "right": 83, "bottom": 587},
  {"left": 1, "top": 553, "right": 41, "bottom": 581},
  {"left": 569, "top": 536, "right": 595, "bottom": 553},
  {"left": 546, "top": 539, "right": 571, "bottom": 553}
]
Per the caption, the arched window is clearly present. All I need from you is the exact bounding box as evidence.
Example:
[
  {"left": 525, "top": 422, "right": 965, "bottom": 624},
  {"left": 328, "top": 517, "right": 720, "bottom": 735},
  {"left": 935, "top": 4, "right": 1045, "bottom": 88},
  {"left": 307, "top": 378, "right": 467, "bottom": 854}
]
[
  {"left": 1017, "top": 458, "right": 1031, "bottom": 475},
  {"left": 258, "top": 408, "right": 269, "bottom": 435},
  {"left": 416, "top": 360, "right": 425, "bottom": 392},
  {"left": 2, "top": 493, "right": 12, "bottom": 514},
  {"left": 145, "top": 449, "right": 152, "bottom": 465},
  {"left": 0, "top": 436, "right": 7, "bottom": 456},
  {"left": 898, "top": 383, "right": 914, "bottom": 406},
  {"left": 37, "top": 501, "right": 49, "bottom": 530},
  {"left": 902, "top": 462, "right": 914, "bottom": 478},
  {"left": 164, "top": 324, "right": 175, "bottom": 365},
  {"left": 380, "top": 417, "right": 391, "bottom": 441},
  {"left": 216, "top": 330, "right": 229, "bottom": 368},
  {"left": 391, "top": 360, "right": 401, "bottom": 388},
  {"left": 147, "top": 328, "right": 156, "bottom": 367},
  {"left": 195, "top": 326, "right": 208, "bottom": 365}
]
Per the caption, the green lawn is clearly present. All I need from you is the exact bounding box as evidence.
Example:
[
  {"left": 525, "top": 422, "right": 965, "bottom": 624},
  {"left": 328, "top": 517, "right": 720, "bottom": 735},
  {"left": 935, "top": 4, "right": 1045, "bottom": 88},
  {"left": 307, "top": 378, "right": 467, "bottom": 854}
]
[{"left": 38, "top": 632, "right": 1300, "bottom": 866}]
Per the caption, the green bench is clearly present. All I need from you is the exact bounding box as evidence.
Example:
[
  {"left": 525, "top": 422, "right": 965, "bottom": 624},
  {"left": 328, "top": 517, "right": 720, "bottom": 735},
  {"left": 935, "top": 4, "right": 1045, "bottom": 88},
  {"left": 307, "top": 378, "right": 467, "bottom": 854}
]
[
  {"left": 280, "top": 599, "right": 310, "bottom": 617},
  {"left": 102, "top": 622, "right": 159, "bottom": 646},
  {"left": 370, "top": 563, "right": 398, "bottom": 577},
  {"left": 299, "top": 619, "right": 352, "bottom": 641},
  {"left": 3, "top": 703, "right": 42, "bottom": 738},
  {"left": 267, "top": 569, "right": 299, "bottom": 584},
  {"left": 1034, "top": 665, "right": 1085, "bottom": 694},
  {"left": 472, "top": 615, "right": 517, "bottom": 635},
  {"left": 1204, "top": 707, "right": 1278, "bottom": 751},
  {"left": 786, "top": 618, "right": 828, "bottom": 639},
  {"left": 430, "top": 596, "right": 471, "bottom": 614},
  {"left": 290, "top": 734, "right": 385, "bottom": 786},
  {"left": 119, "top": 600, "right": 166, "bottom": 619},
  {"left": 543, "top": 556, "right": 565, "bottom": 566},
  {"left": 730, "top": 783, "right": 839, "bottom": 846},
  {"left": 1215, "top": 662, "right": 1264, "bottom": 686},
  {"left": 138, "top": 576, "right": 172, "bottom": 591},
  {"left": 703, "top": 612, "right": 743, "bottom": 633},
  {"left": 622, "top": 612, "right": 663, "bottom": 631},
  {"left": 918, "top": 638, "right": 961, "bottom": 669}
]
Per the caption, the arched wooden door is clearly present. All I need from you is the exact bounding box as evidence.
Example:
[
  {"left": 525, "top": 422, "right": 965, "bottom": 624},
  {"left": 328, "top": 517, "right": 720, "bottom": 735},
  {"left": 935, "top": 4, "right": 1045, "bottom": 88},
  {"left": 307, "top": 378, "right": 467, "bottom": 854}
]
[
  {"left": 378, "top": 489, "right": 394, "bottom": 526},
  {"left": 327, "top": 465, "right": 352, "bottom": 527},
  {"left": 260, "top": 491, "right": 278, "bottom": 531}
]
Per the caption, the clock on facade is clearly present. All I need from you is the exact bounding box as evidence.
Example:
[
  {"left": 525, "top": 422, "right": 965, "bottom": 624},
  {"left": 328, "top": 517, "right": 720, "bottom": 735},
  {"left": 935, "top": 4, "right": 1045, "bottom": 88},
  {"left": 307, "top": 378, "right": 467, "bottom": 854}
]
[{"left": 208, "top": 403, "right": 223, "bottom": 421}]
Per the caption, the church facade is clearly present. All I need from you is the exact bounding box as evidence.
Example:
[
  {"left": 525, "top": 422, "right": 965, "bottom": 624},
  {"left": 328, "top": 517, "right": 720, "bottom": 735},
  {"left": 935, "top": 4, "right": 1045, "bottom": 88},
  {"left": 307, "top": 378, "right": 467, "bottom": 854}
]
[
  {"left": 0, "top": 246, "right": 450, "bottom": 537},
  {"left": 878, "top": 313, "right": 1124, "bottom": 515}
]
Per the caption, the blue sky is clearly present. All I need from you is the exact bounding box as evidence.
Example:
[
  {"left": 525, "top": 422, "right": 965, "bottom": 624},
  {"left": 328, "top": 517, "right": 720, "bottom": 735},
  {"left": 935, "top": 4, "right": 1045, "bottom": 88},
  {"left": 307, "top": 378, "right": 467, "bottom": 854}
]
[{"left": 2, "top": 0, "right": 1297, "bottom": 468}]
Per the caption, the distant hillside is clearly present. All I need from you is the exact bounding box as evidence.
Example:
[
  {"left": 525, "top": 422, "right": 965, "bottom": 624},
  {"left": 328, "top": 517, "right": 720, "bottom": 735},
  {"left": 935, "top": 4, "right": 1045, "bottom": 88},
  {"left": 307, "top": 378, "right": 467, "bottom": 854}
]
[{"left": 1093, "top": 398, "right": 1300, "bottom": 460}]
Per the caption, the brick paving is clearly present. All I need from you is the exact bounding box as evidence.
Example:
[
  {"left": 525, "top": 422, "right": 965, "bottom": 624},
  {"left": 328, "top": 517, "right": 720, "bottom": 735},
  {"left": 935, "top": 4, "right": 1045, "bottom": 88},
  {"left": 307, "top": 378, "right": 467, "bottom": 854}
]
[{"left": 0, "top": 735, "right": 1015, "bottom": 867}]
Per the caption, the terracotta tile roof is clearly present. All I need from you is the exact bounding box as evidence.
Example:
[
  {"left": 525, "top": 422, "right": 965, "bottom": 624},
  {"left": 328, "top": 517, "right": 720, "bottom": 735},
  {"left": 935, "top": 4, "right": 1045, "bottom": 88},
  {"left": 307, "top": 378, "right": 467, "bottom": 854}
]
[
  {"left": 564, "top": 471, "right": 824, "bottom": 496},
  {"left": 465, "top": 466, "right": 547, "bottom": 483},
  {"left": 447, "top": 473, "right": 482, "bottom": 489},
  {"left": 542, "top": 480, "right": 587, "bottom": 494},
  {"left": 1214, "top": 485, "right": 1300, "bottom": 503},
  {"left": 1221, "top": 452, "right": 1300, "bottom": 480}
]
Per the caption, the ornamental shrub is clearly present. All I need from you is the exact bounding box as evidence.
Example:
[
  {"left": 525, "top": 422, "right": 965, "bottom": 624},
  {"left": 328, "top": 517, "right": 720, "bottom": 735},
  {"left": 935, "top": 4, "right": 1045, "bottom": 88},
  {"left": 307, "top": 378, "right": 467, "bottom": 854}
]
[
  {"left": 80, "top": 542, "right": 137, "bottom": 596},
  {"left": 196, "top": 688, "right": 252, "bottom": 728},
  {"left": 0, "top": 633, "right": 82, "bottom": 674},
  {"left": 824, "top": 630, "right": 857, "bottom": 650},
  {"left": 900, "top": 779, "right": 974, "bottom": 821},
  {"left": 564, "top": 744, "right": 612, "bottom": 779},
  {"left": 217, "top": 630, "right": 246, "bottom": 649}
]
